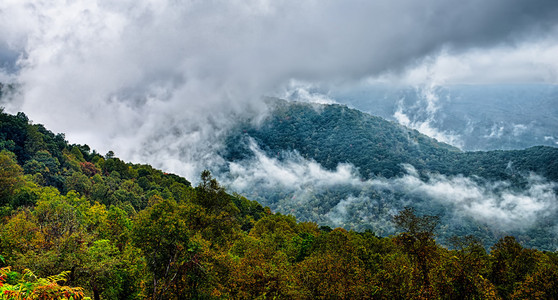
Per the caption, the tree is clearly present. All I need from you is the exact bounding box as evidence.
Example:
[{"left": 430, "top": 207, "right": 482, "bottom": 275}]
[
  {"left": 34, "top": 188, "right": 83, "bottom": 243},
  {"left": 193, "top": 171, "right": 241, "bottom": 247},
  {"left": 511, "top": 260, "right": 558, "bottom": 299},
  {"left": 64, "top": 172, "right": 92, "bottom": 196},
  {"left": 132, "top": 199, "right": 203, "bottom": 299},
  {"left": 0, "top": 150, "right": 23, "bottom": 205},
  {"left": 195, "top": 170, "right": 229, "bottom": 212},
  {"left": 489, "top": 236, "right": 541, "bottom": 299},
  {"left": 0, "top": 110, "right": 28, "bottom": 162},
  {"left": 33, "top": 150, "right": 60, "bottom": 173},
  {"left": 70, "top": 146, "right": 85, "bottom": 162},
  {"left": 432, "top": 236, "right": 497, "bottom": 300},
  {"left": 79, "top": 239, "right": 123, "bottom": 300},
  {"left": 80, "top": 161, "right": 100, "bottom": 176},
  {"left": 226, "top": 237, "right": 292, "bottom": 299},
  {"left": 392, "top": 207, "right": 439, "bottom": 297},
  {"left": 105, "top": 150, "right": 115, "bottom": 159},
  {"left": 99, "top": 206, "right": 131, "bottom": 251},
  {"left": 294, "top": 229, "right": 377, "bottom": 299},
  {"left": 24, "top": 125, "right": 47, "bottom": 160},
  {"left": 0, "top": 209, "right": 41, "bottom": 259}
]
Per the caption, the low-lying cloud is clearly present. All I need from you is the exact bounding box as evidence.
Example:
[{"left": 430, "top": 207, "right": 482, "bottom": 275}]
[
  {"left": 224, "top": 142, "right": 558, "bottom": 239},
  {"left": 391, "top": 165, "right": 557, "bottom": 231},
  {"left": 226, "top": 138, "right": 360, "bottom": 192}
]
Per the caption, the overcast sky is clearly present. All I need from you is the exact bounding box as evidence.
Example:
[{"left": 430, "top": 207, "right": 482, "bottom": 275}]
[{"left": 1, "top": 0, "right": 558, "bottom": 177}]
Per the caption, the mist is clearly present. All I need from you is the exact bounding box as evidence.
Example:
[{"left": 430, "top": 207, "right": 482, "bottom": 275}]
[
  {"left": 1, "top": 0, "right": 558, "bottom": 180},
  {"left": 393, "top": 84, "right": 465, "bottom": 148},
  {"left": 223, "top": 140, "right": 558, "bottom": 242}
]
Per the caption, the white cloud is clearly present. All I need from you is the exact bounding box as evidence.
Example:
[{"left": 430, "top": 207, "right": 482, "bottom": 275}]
[
  {"left": 512, "top": 124, "right": 528, "bottom": 136},
  {"left": 391, "top": 166, "right": 557, "bottom": 230},
  {"left": 226, "top": 139, "right": 360, "bottom": 190},
  {"left": 484, "top": 124, "right": 505, "bottom": 139},
  {"left": 280, "top": 80, "right": 337, "bottom": 105},
  {"left": 1, "top": 0, "right": 558, "bottom": 181},
  {"left": 224, "top": 141, "right": 558, "bottom": 233},
  {"left": 385, "top": 36, "right": 558, "bottom": 86},
  {"left": 393, "top": 84, "right": 465, "bottom": 148}
]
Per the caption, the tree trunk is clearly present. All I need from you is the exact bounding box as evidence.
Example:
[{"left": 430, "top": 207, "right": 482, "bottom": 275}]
[{"left": 93, "top": 287, "right": 101, "bottom": 300}]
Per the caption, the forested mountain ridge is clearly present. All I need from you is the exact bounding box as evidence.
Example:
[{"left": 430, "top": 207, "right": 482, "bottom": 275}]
[
  {"left": 1, "top": 106, "right": 558, "bottom": 298},
  {"left": 221, "top": 99, "right": 558, "bottom": 250},
  {"left": 225, "top": 98, "right": 460, "bottom": 180},
  {"left": 225, "top": 99, "right": 558, "bottom": 183}
]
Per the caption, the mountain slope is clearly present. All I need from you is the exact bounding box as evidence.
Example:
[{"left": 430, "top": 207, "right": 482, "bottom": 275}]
[
  {"left": 225, "top": 99, "right": 558, "bottom": 183},
  {"left": 221, "top": 99, "right": 558, "bottom": 250},
  {"left": 2, "top": 106, "right": 558, "bottom": 298}
]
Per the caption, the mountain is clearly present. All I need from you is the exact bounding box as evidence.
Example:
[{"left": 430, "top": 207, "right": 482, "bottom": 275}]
[
  {"left": 225, "top": 99, "right": 460, "bottom": 179},
  {"left": 331, "top": 84, "right": 558, "bottom": 151},
  {"left": 225, "top": 99, "right": 558, "bottom": 181},
  {"left": 221, "top": 99, "right": 558, "bottom": 250},
  {"left": 2, "top": 106, "right": 558, "bottom": 298}
]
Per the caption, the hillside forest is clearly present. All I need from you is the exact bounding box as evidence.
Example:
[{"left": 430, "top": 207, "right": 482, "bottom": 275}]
[{"left": 1, "top": 108, "right": 558, "bottom": 299}]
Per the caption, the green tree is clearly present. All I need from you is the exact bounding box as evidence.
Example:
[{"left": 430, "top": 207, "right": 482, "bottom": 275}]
[
  {"left": 33, "top": 150, "right": 60, "bottom": 174},
  {"left": 489, "top": 236, "right": 542, "bottom": 299},
  {"left": 0, "top": 267, "right": 85, "bottom": 299},
  {"left": 392, "top": 207, "right": 439, "bottom": 297},
  {"left": 193, "top": 171, "right": 240, "bottom": 247},
  {"left": 432, "top": 236, "right": 497, "bottom": 299},
  {"left": 294, "top": 228, "right": 377, "bottom": 299},
  {"left": 195, "top": 170, "right": 229, "bottom": 212},
  {"left": 99, "top": 206, "right": 132, "bottom": 251},
  {"left": 0, "top": 150, "right": 23, "bottom": 206},
  {"left": 511, "top": 260, "right": 558, "bottom": 299},
  {"left": 132, "top": 199, "right": 203, "bottom": 299},
  {"left": 64, "top": 171, "right": 92, "bottom": 196},
  {"left": 79, "top": 239, "right": 122, "bottom": 300},
  {"left": 23, "top": 125, "right": 47, "bottom": 160}
]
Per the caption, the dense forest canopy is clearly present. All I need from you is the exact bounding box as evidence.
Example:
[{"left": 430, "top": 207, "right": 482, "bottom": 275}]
[
  {"left": 225, "top": 99, "right": 558, "bottom": 181},
  {"left": 1, "top": 106, "right": 558, "bottom": 299}
]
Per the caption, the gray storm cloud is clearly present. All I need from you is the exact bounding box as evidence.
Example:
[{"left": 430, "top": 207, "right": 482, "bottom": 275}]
[{"left": 1, "top": 0, "right": 558, "bottom": 178}]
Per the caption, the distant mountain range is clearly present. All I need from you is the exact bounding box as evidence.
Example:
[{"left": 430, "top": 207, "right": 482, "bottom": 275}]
[
  {"left": 330, "top": 84, "right": 558, "bottom": 151},
  {"left": 220, "top": 99, "right": 558, "bottom": 250}
]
